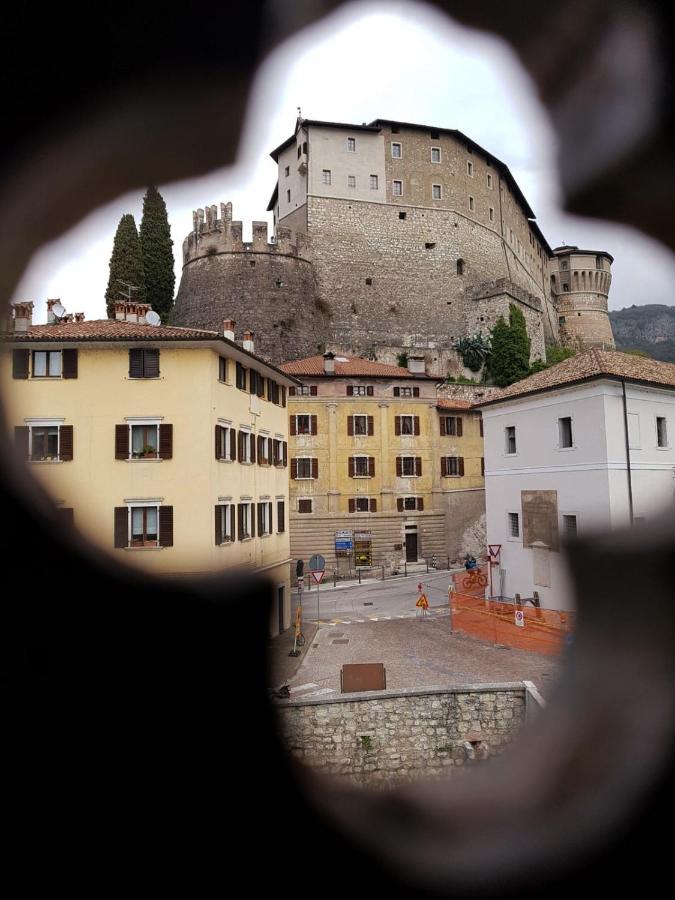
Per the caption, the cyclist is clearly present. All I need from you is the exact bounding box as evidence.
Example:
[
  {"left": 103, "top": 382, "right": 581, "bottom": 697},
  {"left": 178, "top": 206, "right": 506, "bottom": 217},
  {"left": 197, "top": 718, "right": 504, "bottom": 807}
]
[{"left": 464, "top": 554, "right": 478, "bottom": 572}]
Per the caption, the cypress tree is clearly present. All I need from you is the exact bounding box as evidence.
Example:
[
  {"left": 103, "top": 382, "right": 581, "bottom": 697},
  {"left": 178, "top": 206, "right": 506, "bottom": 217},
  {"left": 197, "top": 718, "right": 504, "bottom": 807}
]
[
  {"left": 105, "top": 214, "right": 146, "bottom": 318},
  {"left": 486, "top": 303, "right": 531, "bottom": 386},
  {"left": 139, "top": 186, "right": 175, "bottom": 322}
]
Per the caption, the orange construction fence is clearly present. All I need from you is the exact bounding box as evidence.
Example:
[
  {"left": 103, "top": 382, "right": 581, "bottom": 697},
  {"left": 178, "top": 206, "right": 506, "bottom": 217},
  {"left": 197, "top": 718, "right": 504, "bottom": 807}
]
[{"left": 450, "top": 591, "right": 575, "bottom": 656}]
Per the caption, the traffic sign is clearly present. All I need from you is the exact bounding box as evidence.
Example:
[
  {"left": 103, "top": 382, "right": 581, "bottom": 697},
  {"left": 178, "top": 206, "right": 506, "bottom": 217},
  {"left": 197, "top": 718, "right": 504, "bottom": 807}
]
[
  {"left": 309, "top": 554, "right": 326, "bottom": 571},
  {"left": 311, "top": 570, "right": 325, "bottom": 585},
  {"left": 515, "top": 609, "right": 525, "bottom": 628},
  {"left": 488, "top": 544, "right": 502, "bottom": 564}
]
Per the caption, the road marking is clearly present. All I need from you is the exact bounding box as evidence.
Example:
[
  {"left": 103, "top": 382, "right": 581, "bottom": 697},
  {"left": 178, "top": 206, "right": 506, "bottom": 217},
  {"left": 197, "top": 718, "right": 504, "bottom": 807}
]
[
  {"left": 369, "top": 617, "right": 379, "bottom": 621},
  {"left": 300, "top": 688, "right": 335, "bottom": 698},
  {"left": 396, "top": 615, "right": 406, "bottom": 618},
  {"left": 291, "top": 683, "right": 318, "bottom": 694}
]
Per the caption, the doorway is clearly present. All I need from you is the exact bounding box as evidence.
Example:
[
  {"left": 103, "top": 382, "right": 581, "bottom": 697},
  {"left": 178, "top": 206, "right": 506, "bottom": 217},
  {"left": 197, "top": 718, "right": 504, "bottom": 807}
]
[{"left": 405, "top": 532, "right": 418, "bottom": 562}]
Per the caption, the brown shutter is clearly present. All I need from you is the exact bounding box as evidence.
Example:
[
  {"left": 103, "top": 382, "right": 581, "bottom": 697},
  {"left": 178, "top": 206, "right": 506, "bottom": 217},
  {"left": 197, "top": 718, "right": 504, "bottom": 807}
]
[
  {"left": 413, "top": 387, "right": 420, "bottom": 397},
  {"left": 215, "top": 506, "right": 222, "bottom": 545},
  {"left": 258, "top": 375, "right": 265, "bottom": 398},
  {"left": 290, "top": 416, "right": 296, "bottom": 436},
  {"left": 282, "top": 386, "right": 287, "bottom": 407},
  {"left": 396, "top": 457, "right": 402, "bottom": 476},
  {"left": 348, "top": 457, "right": 355, "bottom": 478},
  {"left": 367, "top": 416, "right": 374, "bottom": 436},
  {"left": 159, "top": 506, "right": 173, "bottom": 547},
  {"left": 347, "top": 385, "right": 354, "bottom": 396},
  {"left": 238, "top": 504, "right": 244, "bottom": 541},
  {"left": 370, "top": 499, "right": 377, "bottom": 512},
  {"left": 291, "top": 459, "right": 298, "bottom": 479},
  {"left": 59, "top": 425, "right": 73, "bottom": 461},
  {"left": 289, "top": 386, "right": 296, "bottom": 396},
  {"left": 416, "top": 457, "right": 422, "bottom": 476},
  {"left": 266, "top": 378, "right": 272, "bottom": 401},
  {"left": 257, "top": 436, "right": 263, "bottom": 465},
  {"left": 114, "top": 507, "right": 128, "bottom": 548},
  {"left": 418, "top": 497, "right": 424, "bottom": 511},
  {"left": 215, "top": 425, "right": 221, "bottom": 460},
  {"left": 258, "top": 503, "right": 263, "bottom": 536},
  {"left": 250, "top": 434, "right": 256, "bottom": 464},
  {"left": 250, "top": 504, "right": 256, "bottom": 538},
  {"left": 366, "top": 386, "right": 373, "bottom": 396},
  {"left": 129, "top": 348, "right": 144, "bottom": 377},
  {"left": 310, "top": 385, "right": 318, "bottom": 396},
  {"left": 440, "top": 417, "right": 446, "bottom": 436},
  {"left": 393, "top": 387, "right": 400, "bottom": 397},
  {"left": 230, "top": 428, "right": 237, "bottom": 461},
  {"left": 14, "top": 426, "right": 29, "bottom": 459},
  {"left": 12, "top": 349, "right": 29, "bottom": 379},
  {"left": 459, "top": 457, "right": 465, "bottom": 476},
  {"left": 238, "top": 431, "right": 244, "bottom": 463},
  {"left": 479, "top": 417, "right": 484, "bottom": 437},
  {"left": 62, "top": 349, "right": 78, "bottom": 379},
  {"left": 283, "top": 441, "right": 288, "bottom": 467},
  {"left": 311, "top": 458, "right": 318, "bottom": 479},
  {"left": 310, "top": 415, "right": 317, "bottom": 435},
  {"left": 230, "top": 506, "right": 236, "bottom": 539},
  {"left": 395, "top": 417, "right": 401, "bottom": 436},
  {"left": 115, "top": 425, "right": 128, "bottom": 460},
  {"left": 348, "top": 417, "right": 354, "bottom": 436},
  {"left": 349, "top": 499, "right": 355, "bottom": 513},
  {"left": 441, "top": 457, "right": 447, "bottom": 476},
  {"left": 159, "top": 424, "right": 173, "bottom": 459},
  {"left": 368, "top": 457, "right": 375, "bottom": 477},
  {"left": 397, "top": 498, "right": 404, "bottom": 512},
  {"left": 277, "top": 501, "right": 285, "bottom": 533},
  {"left": 144, "top": 349, "right": 160, "bottom": 377},
  {"left": 414, "top": 416, "right": 420, "bottom": 436},
  {"left": 457, "top": 417, "right": 463, "bottom": 437}
]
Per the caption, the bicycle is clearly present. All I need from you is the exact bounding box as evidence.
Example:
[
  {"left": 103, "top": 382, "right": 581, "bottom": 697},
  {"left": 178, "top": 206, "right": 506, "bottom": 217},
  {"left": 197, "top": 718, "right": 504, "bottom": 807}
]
[{"left": 461, "top": 568, "right": 488, "bottom": 590}]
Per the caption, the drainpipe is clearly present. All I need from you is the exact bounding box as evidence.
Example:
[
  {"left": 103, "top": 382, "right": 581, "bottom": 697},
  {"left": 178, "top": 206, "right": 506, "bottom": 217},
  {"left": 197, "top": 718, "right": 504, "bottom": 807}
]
[{"left": 621, "top": 379, "right": 634, "bottom": 526}]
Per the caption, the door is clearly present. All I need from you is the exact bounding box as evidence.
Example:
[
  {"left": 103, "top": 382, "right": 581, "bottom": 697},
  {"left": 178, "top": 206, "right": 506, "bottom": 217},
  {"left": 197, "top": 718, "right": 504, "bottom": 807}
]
[{"left": 405, "top": 532, "right": 418, "bottom": 562}]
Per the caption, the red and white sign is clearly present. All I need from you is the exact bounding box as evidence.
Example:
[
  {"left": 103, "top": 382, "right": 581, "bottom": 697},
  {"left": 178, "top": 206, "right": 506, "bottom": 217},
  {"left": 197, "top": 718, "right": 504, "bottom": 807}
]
[
  {"left": 514, "top": 609, "right": 525, "bottom": 628},
  {"left": 311, "top": 570, "right": 325, "bottom": 585},
  {"left": 488, "top": 544, "right": 502, "bottom": 565}
]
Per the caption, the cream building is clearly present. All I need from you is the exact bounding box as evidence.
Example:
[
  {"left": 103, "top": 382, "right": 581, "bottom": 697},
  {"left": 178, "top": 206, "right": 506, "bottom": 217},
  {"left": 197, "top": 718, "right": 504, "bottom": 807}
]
[{"left": 3, "top": 301, "right": 298, "bottom": 635}]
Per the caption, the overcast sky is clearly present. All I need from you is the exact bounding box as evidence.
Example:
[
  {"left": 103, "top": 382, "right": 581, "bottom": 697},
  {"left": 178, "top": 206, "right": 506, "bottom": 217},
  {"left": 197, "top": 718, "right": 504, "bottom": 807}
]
[{"left": 15, "top": 0, "right": 675, "bottom": 322}]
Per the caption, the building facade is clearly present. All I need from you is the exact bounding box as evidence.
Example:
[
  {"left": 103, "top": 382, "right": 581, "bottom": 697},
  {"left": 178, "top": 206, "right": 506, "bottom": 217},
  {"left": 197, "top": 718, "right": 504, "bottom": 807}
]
[
  {"left": 3, "top": 301, "right": 298, "bottom": 635},
  {"left": 479, "top": 349, "right": 675, "bottom": 609},
  {"left": 281, "top": 353, "right": 485, "bottom": 571}
]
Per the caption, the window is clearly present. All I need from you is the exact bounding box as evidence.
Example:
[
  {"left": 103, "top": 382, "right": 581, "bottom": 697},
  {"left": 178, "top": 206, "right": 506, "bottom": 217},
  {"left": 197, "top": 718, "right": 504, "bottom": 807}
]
[
  {"left": 114, "top": 504, "right": 172, "bottom": 549},
  {"left": 236, "top": 362, "right": 247, "bottom": 391},
  {"left": 430, "top": 130, "right": 439, "bottom": 139},
  {"left": 258, "top": 501, "right": 273, "bottom": 536},
  {"left": 508, "top": 512, "right": 520, "bottom": 538},
  {"left": 481, "top": 457, "right": 485, "bottom": 476},
  {"left": 487, "top": 173, "right": 492, "bottom": 188},
  {"left": 469, "top": 196, "right": 475, "bottom": 211},
  {"left": 30, "top": 425, "right": 60, "bottom": 460},
  {"left": 505, "top": 426, "right": 517, "bottom": 454},
  {"left": 292, "top": 414, "right": 316, "bottom": 436},
  {"left": 369, "top": 174, "right": 378, "bottom": 190},
  {"left": 284, "top": 165, "right": 290, "bottom": 177},
  {"left": 215, "top": 424, "right": 234, "bottom": 461},
  {"left": 215, "top": 503, "right": 235, "bottom": 544},
  {"left": 393, "top": 180, "right": 402, "bottom": 196},
  {"left": 354, "top": 498, "right": 371, "bottom": 512},
  {"left": 292, "top": 385, "right": 315, "bottom": 397},
  {"left": 219, "top": 357, "right": 230, "bottom": 383},
  {"left": 297, "top": 146, "right": 301, "bottom": 159},
  {"left": 238, "top": 502, "right": 255, "bottom": 540},
  {"left": 563, "top": 284, "right": 570, "bottom": 292},
  {"left": 398, "top": 212, "right": 406, "bottom": 220},
  {"left": 115, "top": 422, "right": 170, "bottom": 461},
  {"left": 562, "top": 514, "right": 578, "bottom": 538},
  {"left": 398, "top": 415, "right": 415, "bottom": 436},
  {"left": 440, "top": 416, "right": 463, "bottom": 436},
  {"left": 467, "top": 161, "right": 473, "bottom": 176},
  {"left": 489, "top": 207, "right": 494, "bottom": 222},
  {"left": 353, "top": 415, "right": 368, "bottom": 436},
  {"left": 238, "top": 430, "right": 254, "bottom": 463},
  {"left": 295, "top": 458, "right": 314, "bottom": 479},
  {"left": 397, "top": 456, "right": 421, "bottom": 477},
  {"left": 286, "top": 189, "right": 291, "bottom": 203},
  {"left": 351, "top": 456, "right": 373, "bottom": 477},
  {"left": 559, "top": 316, "right": 566, "bottom": 325},
  {"left": 277, "top": 500, "right": 285, "bottom": 533},
  {"left": 657, "top": 416, "right": 668, "bottom": 448},
  {"left": 348, "top": 175, "right": 356, "bottom": 188},
  {"left": 249, "top": 369, "right": 265, "bottom": 397},
  {"left": 298, "top": 499, "right": 312, "bottom": 514},
  {"left": 397, "top": 387, "right": 413, "bottom": 397},
  {"left": 32, "top": 350, "right": 62, "bottom": 377},
  {"left": 558, "top": 416, "right": 573, "bottom": 448},
  {"left": 431, "top": 147, "right": 441, "bottom": 163},
  {"left": 322, "top": 169, "right": 332, "bottom": 185},
  {"left": 347, "top": 137, "right": 356, "bottom": 152},
  {"left": 404, "top": 497, "right": 419, "bottom": 511},
  {"left": 441, "top": 456, "right": 464, "bottom": 476},
  {"left": 129, "top": 348, "right": 159, "bottom": 378},
  {"left": 131, "top": 424, "right": 159, "bottom": 459},
  {"left": 432, "top": 184, "right": 442, "bottom": 200},
  {"left": 347, "top": 385, "right": 372, "bottom": 397},
  {"left": 257, "top": 435, "right": 271, "bottom": 465},
  {"left": 131, "top": 506, "right": 159, "bottom": 547},
  {"left": 456, "top": 259, "right": 464, "bottom": 276},
  {"left": 271, "top": 439, "right": 286, "bottom": 467},
  {"left": 391, "top": 142, "right": 402, "bottom": 158}
]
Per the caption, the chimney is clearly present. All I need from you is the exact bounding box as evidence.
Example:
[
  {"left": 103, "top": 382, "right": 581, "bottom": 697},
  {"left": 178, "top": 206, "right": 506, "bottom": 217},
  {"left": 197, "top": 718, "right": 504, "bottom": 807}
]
[
  {"left": 223, "top": 319, "right": 236, "bottom": 341},
  {"left": 46, "top": 298, "right": 61, "bottom": 324},
  {"left": 136, "top": 303, "right": 151, "bottom": 325},
  {"left": 12, "top": 301, "right": 34, "bottom": 332},
  {"left": 407, "top": 355, "right": 426, "bottom": 375},
  {"left": 242, "top": 330, "right": 255, "bottom": 353},
  {"left": 125, "top": 302, "right": 138, "bottom": 324},
  {"left": 114, "top": 301, "right": 127, "bottom": 321},
  {"left": 73, "top": 312, "right": 85, "bottom": 323},
  {"left": 323, "top": 351, "right": 336, "bottom": 375}
]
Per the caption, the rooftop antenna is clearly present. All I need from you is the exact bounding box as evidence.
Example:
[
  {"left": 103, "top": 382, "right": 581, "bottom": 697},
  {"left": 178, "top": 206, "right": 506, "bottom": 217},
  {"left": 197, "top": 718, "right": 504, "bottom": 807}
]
[
  {"left": 51, "top": 301, "right": 66, "bottom": 321},
  {"left": 116, "top": 280, "right": 140, "bottom": 301}
]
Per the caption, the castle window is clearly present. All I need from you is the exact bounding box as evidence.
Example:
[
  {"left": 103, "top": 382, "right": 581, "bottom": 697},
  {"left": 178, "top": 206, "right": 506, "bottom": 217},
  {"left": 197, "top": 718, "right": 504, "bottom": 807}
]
[
  {"left": 284, "top": 165, "right": 289, "bottom": 177},
  {"left": 399, "top": 212, "right": 406, "bottom": 220},
  {"left": 430, "top": 130, "right": 439, "bottom": 139},
  {"left": 487, "top": 173, "right": 493, "bottom": 188},
  {"left": 391, "top": 142, "right": 402, "bottom": 159},
  {"left": 297, "top": 146, "right": 301, "bottom": 159},
  {"left": 347, "top": 137, "right": 356, "bottom": 152},
  {"left": 469, "top": 196, "right": 475, "bottom": 211},
  {"left": 322, "top": 169, "right": 332, "bottom": 185},
  {"left": 561, "top": 260, "right": 568, "bottom": 269},
  {"left": 365, "top": 278, "right": 373, "bottom": 285},
  {"left": 559, "top": 316, "right": 566, "bottom": 325},
  {"left": 467, "top": 145, "right": 473, "bottom": 154},
  {"left": 298, "top": 499, "right": 312, "bottom": 514},
  {"left": 432, "top": 184, "right": 442, "bottom": 200},
  {"left": 563, "top": 284, "right": 570, "bottom": 292},
  {"left": 456, "top": 259, "right": 465, "bottom": 276},
  {"left": 286, "top": 189, "right": 291, "bottom": 203},
  {"left": 348, "top": 175, "right": 356, "bottom": 188},
  {"left": 391, "top": 126, "right": 400, "bottom": 134},
  {"left": 467, "top": 161, "right": 474, "bottom": 176},
  {"left": 302, "top": 141, "right": 307, "bottom": 154},
  {"left": 393, "top": 180, "right": 403, "bottom": 196},
  {"left": 431, "top": 147, "right": 441, "bottom": 163},
  {"left": 425, "top": 242, "right": 436, "bottom": 250},
  {"left": 370, "top": 174, "right": 378, "bottom": 190},
  {"left": 489, "top": 207, "right": 494, "bottom": 222}
]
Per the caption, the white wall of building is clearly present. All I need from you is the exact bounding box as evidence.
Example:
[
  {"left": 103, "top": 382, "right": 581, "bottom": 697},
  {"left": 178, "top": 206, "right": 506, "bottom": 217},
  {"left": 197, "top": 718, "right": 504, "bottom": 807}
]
[{"left": 307, "top": 125, "right": 386, "bottom": 203}]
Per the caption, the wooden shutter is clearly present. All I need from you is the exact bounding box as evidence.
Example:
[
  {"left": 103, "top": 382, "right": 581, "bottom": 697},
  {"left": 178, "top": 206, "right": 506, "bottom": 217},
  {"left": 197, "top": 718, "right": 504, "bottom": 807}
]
[
  {"left": 230, "top": 428, "right": 237, "bottom": 461},
  {"left": 159, "top": 506, "right": 173, "bottom": 547},
  {"left": 347, "top": 385, "right": 354, "bottom": 396},
  {"left": 348, "top": 499, "right": 355, "bottom": 513},
  {"left": 370, "top": 499, "right": 377, "bottom": 512},
  {"left": 310, "top": 415, "right": 317, "bottom": 435},
  {"left": 397, "top": 498, "right": 404, "bottom": 512},
  {"left": 129, "top": 348, "right": 144, "bottom": 378},
  {"left": 215, "top": 506, "right": 222, "bottom": 545},
  {"left": 282, "top": 386, "right": 287, "bottom": 407},
  {"left": 250, "top": 504, "right": 256, "bottom": 538},
  {"left": 257, "top": 436, "right": 263, "bottom": 465},
  {"left": 413, "top": 416, "right": 420, "bottom": 436},
  {"left": 481, "top": 457, "right": 485, "bottom": 477},
  {"left": 290, "top": 416, "right": 296, "bottom": 436},
  {"left": 159, "top": 424, "right": 173, "bottom": 459},
  {"left": 291, "top": 459, "right": 298, "bottom": 479},
  {"left": 215, "top": 425, "right": 221, "bottom": 460},
  {"left": 459, "top": 457, "right": 465, "bottom": 476},
  {"left": 60, "top": 425, "right": 73, "bottom": 461},
  {"left": 348, "top": 417, "right": 354, "bottom": 436},
  {"left": 258, "top": 374, "right": 265, "bottom": 398},
  {"left": 368, "top": 457, "right": 375, "bottom": 477},
  {"left": 396, "top": 457, "right": 402, "bottom": 476},
  {"left": 277, "top": 501, "right": 285, "bottom": 533},
  {"left": 441, "top": 457, "right": 447, "bottom": 476},
  {"left": 144, "top": 349, "right": 160, "bottom": 377},
  {"left": 311, "top": 458, "right": 318, "bottom": 479},
  {"left": 258, "top": 503, "right": 263, "bottom": 536},
  {"left": 266, "top": 378, "right": 272, "bottom": 401},
  {"left": 114, "top": 507, "right": 128, "bottom": 548},
  {"left": 283, "top": 441, "right": 288, "bottom": 467},
  {"left": 12, "top": 349, "right": 29, "bottom": 379},
  {"left": 413, "top": 387, "right": 420, "bottom": 397},
  {"left": 366, "top": 386, "right": 373, "bottom": 396},
  {"left": 310, "top": 385, "right": 318, "bottom": 396},
  {"left": 418, "top": 497, "right": 424, "bottom": 511},
  {"left": 238, "top": 431, "right": 244, "bottom": 463},
  {"left": 479, "top": 417, "right": 483, "bottom": 437},
  {"left": 395, "top": 417, "right": 401, "bottom": 436},
  {"left": 238, "top": 504, "right": 244, "bottom": 541},
  {"left": 440, "top": 417, "right": 446, "bottom": 436},
  {"left": 289, "top": 387, "right": 296, "bottom": 396},
  {"left": 348, "top": 457, "right": 355, "bottom": 478},
  {"left": 367, "top": 416, "right": 374, "bottom": 436},
  {"left": 393, "top": 387, "right": 400, "bottom": 397},
  {"left": 457, "top": 417, "right": 463, "bottom": 437},
  {"left": 230, "top": 506, "right": 236, "bottom": 540},
  {"left": 62, "top": 349, "right": 78, "bottom": 378},
  {"left": 115, "top": 425, "right": 128, "bottom": 459},
  {"left": 416, "top": 457, "right": 422, "bottom": 476},
  {"left": 14, "top": 426, "right": 29, "bottom": 459},
  {"left": 249, "top": 434, "right": 256, "bottom": 463}
]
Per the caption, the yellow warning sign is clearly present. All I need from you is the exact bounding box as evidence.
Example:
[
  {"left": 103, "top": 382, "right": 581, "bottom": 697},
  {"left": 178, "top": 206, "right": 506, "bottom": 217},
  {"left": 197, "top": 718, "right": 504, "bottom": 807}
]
[{"left": 416, "top": 593, "right": 429, "bottom": 609}]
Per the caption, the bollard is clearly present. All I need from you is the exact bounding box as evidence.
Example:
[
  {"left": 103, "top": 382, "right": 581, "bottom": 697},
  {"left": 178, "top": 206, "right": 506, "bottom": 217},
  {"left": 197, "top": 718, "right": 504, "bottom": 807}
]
[
  {"left": 426, "top": 559, "right": 429, "bottom": 574},
  {"left": 358, "top": 568, "right": 362, "bottom": 585},
  {"left": 333, "top": 570, "right": 337, "bottom": 588},
  {"left": 382, "top": 565, "right": 385, "bottom": 581},
  {"left": 404, "top": 560, "right": 407, "bottom": 577}
]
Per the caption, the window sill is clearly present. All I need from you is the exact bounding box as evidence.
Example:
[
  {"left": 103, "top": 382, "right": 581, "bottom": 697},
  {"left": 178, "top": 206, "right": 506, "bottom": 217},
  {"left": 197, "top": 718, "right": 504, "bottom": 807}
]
[
  {"left": 127, "top": 376, "right": 162, "bottom": 381},
  {"left": 126, "top": 458, "right": 163, "bottom": 463},
  {"left": 240, "top": 536, "right": 254, "bottom": 542},
  {"left": 29, "top": 459, "right": 64, "bottom": 464},
  {"left": 352, "top": 475, "right": 373, "bottom": 479},
  {"left": 217, "top": 458, "right": 234, "bottom": 464},
  {"left": 260, "top": 533, "right": 273, "bottom": 539},
  {"left": 29, "top": 376, "right": 62, "bottom": 380},
  {"left": 124, "top": 545, "right": 164, "bottom": 551},
  {"left": 240, "top": 461, "right": 254, "bottom": 466},
  {"left": 217, "top": 539, "right": 234, "bottom": 547},
  {"left": 442, "top": 474, "right": 462, "bottom": 478}
]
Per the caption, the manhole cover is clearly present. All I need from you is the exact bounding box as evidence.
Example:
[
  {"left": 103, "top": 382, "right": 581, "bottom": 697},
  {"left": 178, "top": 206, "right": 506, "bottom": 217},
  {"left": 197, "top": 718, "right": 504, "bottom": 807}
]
[
  {"left": 332, "top": 639, "right": 350, "bottom": 645},
  {"left": 363, "top": 602, "right": 373, "bottom": 606}
]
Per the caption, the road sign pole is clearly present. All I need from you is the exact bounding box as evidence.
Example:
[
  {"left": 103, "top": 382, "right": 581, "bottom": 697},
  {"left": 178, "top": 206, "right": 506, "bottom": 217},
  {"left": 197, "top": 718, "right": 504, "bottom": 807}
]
[{"left": 317, "top": 577, "right": 320, "bottom": 626}]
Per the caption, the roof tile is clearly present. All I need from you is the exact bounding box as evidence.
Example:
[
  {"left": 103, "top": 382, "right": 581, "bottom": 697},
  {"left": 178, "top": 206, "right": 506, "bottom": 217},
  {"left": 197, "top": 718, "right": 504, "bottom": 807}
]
[{"left": 280, "top": 354, "right": 422, "bottom": 378}]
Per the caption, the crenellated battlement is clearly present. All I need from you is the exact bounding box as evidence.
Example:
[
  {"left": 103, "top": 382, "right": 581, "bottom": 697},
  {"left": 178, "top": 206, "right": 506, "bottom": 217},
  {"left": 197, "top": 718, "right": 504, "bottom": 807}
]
[{"left": 182, "top": 201, "right": 310, "bottom": 265}]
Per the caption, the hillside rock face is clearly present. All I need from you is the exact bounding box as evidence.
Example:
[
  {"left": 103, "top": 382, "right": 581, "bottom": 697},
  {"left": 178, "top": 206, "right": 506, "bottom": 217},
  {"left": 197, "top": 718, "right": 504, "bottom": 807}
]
[{"left": 610, "top": 305, "right": 675, "bottom": 362}]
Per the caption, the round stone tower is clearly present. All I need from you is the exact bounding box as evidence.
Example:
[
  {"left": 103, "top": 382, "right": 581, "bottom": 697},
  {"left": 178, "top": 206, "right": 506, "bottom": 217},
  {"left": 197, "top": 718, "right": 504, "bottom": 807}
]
[
  {"left": 549, "top": 245, "right": 615, "bottom": 349},
  {"left": 171, "top": 202, "right": 330, "bottom": 364}
]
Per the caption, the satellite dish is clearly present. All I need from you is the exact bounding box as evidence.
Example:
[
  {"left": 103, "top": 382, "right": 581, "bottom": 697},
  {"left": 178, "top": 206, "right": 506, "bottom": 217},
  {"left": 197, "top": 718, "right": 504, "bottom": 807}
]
[
  {"left": 145, "top": 310, "right": 161, "bottom": 326},
  {"left": 52, "top": 302, "right": 66, "bottom": 319}
]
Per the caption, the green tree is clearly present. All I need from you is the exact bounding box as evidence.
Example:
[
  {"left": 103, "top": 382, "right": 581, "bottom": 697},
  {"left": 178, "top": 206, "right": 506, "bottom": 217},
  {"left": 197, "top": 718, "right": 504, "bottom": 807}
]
[
  {"left": 139, "top": 186, "right": 175, "bottom": 322},
  {"left": 105, "top": 214, "right": 146, "bottom": 318},
  {"left": 486, "top": 304, "right": 531, "bottom": 387}
]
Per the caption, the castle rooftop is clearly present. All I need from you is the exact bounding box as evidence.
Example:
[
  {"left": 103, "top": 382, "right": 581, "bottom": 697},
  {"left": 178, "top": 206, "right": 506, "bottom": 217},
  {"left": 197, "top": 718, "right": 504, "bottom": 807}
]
[{"left": 280, "top": 354, "right": 429, "bottom": 379}]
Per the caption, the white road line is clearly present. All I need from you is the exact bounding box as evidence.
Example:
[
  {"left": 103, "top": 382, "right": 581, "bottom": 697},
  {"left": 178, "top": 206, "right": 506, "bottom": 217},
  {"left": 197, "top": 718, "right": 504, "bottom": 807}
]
[{"left": 369, "top": 617, "right": 379, "bottom": 621}]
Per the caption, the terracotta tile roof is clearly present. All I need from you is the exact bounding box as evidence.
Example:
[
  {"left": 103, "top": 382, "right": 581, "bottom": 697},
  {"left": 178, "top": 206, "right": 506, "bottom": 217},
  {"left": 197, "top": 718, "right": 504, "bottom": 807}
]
[
  {"left": 4, "top": 319, "right": 219, "bottom": 341},
  {"left": 280, "top": 354, "right": 423, "bottom": 378},
  {"left": 436, "top": 399, "right": 474, "bottom": 410},
  {"left": 478, "top": 349, "right": 675, "bottom": 406}
]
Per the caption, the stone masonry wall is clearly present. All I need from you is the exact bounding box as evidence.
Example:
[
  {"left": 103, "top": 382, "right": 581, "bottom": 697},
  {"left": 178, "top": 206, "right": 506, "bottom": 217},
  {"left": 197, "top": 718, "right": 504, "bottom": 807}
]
[{"left": 276, "top": 684, "right": 528, "bottom": 786}]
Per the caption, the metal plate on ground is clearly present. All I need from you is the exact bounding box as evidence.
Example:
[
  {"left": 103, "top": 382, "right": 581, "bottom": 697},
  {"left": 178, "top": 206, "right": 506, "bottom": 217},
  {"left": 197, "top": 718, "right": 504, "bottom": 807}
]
[{"left": 340, "top": 663, "right": 386, "bottom": 693}]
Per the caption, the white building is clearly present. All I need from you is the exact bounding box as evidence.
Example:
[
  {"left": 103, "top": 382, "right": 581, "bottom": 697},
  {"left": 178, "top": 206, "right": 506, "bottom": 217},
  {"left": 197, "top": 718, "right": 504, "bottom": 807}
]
[{"left": 479, "top": 349, "right": 675, "bottom": 609}]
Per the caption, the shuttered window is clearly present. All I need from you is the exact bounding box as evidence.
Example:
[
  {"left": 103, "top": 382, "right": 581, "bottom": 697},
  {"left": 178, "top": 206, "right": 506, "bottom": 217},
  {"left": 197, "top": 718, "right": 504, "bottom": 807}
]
[
  {"left": 440, "top": 416, "right": 463, "bottom": 436},
  {"left": 215, "top": 504, "right": 235, "bottom": 544},
  {"left": 396, "top": 456, "right": 422, "bottom": 477},
  {"left": 397, "top": 497, "right": 423, "bottom": 512},
  {"left": 441, "top": 456, "right": 464, "bottom": 476},
  {"left": 12, "top": 349, "right": 29, "bottom": 379},
  {"left": 115, "top": 504, "right": 173, "bottom": 549},
  {"left": 128, "top": 348, "right": 159, "bottom": 378},
  {"left": 17, "top": 423, "right": 74, "bottom": 462},
  {"left": 238, "top": 502, "right": 255, "bottom": 540},
  {"left": 277, "top": 500, "right": 285, "bottom": 533},
  {"left": 236, "top": 362, "right": 247, "bottom": 391},
  {"left": 215, "top": 424, "right": 235, "bottom": 461}
]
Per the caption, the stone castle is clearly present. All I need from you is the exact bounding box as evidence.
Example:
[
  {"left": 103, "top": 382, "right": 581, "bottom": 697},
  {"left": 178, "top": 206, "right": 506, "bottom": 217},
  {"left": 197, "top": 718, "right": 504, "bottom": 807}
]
[{"left": 171, "top": 118, "right": 615, "bottom": 373}]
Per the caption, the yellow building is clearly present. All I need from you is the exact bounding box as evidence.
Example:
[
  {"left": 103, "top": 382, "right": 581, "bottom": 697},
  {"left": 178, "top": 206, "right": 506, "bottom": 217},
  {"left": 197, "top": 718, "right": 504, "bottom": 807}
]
[
  {"left": 3, "top": 301, "right": 298, "bottom": 635},
  {"left": 280, "top": 353, "right": 485, "bottom": 571}
]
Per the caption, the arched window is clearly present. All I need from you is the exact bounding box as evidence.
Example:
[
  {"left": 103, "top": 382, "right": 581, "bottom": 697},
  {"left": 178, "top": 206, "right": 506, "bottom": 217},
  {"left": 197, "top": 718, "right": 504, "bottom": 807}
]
[{"left": 456, "top": 259, "right": 464, "bottom": 276}]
